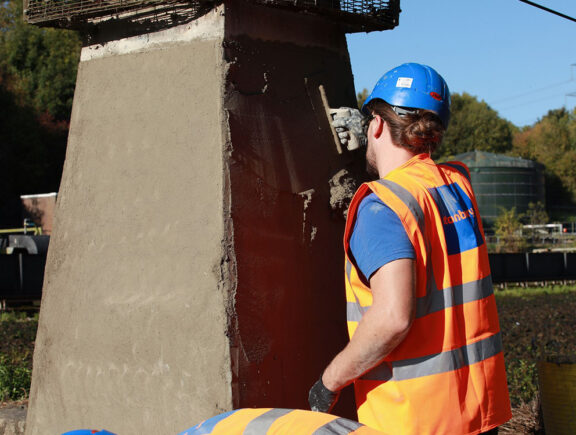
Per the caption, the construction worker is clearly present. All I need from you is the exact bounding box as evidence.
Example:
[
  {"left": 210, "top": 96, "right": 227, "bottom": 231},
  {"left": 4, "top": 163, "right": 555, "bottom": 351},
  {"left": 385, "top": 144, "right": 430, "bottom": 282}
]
[
  {"left": 180, "top": 408, "right": 383, "bottom": 434},
  {"left": 60, "top": 409, "right": 382, "bottom": 435},
  {"left": 308, "top": 63, "right": 512, "bottom": 434}
]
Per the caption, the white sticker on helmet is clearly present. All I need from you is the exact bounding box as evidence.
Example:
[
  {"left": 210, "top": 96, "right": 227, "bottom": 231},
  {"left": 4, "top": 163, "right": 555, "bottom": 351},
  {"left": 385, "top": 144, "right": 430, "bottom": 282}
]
[{"left": 396, "top": 77, "right": 413, "bottom": 88}]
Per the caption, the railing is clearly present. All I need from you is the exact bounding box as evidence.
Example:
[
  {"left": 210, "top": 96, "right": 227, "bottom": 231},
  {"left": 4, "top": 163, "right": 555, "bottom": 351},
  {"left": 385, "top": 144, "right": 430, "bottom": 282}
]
[
  {"left": 489, "top": 252, "right": 576, "bottom": 284},
  {"left": 0, "top": 254, "right": 46, "bottom": 304},
  {"left": 0, "top": 236, "right": 49, "bottom": 306},
  {"left": 24, "top": 0, "right": 400, "bottom": 33}
]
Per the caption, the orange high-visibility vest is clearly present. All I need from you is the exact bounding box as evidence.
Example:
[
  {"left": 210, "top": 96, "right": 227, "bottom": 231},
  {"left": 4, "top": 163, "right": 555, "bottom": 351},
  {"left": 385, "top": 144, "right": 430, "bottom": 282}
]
[
  {"left": 182, "top": 408, "right": 383, "bottom": 434},
  {"left": 344, "top": 154, "right": 511, "bottom": 435}
]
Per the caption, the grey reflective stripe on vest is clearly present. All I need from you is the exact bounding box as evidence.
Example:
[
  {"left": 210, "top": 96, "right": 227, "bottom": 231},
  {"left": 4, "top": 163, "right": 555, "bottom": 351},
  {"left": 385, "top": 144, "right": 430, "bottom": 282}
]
[
  {"left": 345, "top": 258, "right": 368, "bottom": 323},
  {"left": 243, "top": 408, "right": 292, "bottom": 435},
  {"left": 361, "top": 332, "right": 503, "bottom": 382},
  {"left": 345, "top": 259, "right": 353, "bottom": 284},
  {"left": 312, "top": 417, "right": 365, "bottom": 435},
  {"left": 415, "top": 275, "right": 494, "bottom": 318},
  {"left": 376, "top": 179, "right": 425, "bottom": 234},
  {"left": 441, "top": 162, "right": 471, "bottom": 182},
  {"left": 347, "top": 301, "right": 367, "bottom": 322}
]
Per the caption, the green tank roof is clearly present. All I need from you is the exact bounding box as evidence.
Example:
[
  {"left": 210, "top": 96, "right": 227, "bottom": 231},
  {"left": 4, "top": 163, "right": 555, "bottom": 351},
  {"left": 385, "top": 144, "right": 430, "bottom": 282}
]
[{"left": 452, "top": 151, "right": 541, "bottom": 169}]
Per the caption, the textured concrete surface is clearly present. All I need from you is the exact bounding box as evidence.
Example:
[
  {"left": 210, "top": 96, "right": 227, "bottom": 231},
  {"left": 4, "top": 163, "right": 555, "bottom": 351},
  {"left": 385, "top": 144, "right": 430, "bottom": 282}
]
[
  {"left": 27, "top": 9, "right": 231, "bottom": 435},
  {"left": 27, "top": 1, "right": 365, "bottom": 434},
  {"left": 0, "top": 406, "right": 26, "bottom": 435}
]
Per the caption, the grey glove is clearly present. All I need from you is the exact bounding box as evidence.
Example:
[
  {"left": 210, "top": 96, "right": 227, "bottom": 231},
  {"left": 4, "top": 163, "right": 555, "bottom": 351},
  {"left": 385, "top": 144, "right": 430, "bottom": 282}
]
[
  {"left": 330, "top": 107, "right": 367, "bottom": 151},
  {"left": 308, "top": 376, "right": 340, "bottom": 413}
]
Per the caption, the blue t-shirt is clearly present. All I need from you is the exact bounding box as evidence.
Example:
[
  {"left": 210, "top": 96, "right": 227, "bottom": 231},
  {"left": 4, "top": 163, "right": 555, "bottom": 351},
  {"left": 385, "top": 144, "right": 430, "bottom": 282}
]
[{"left": 349, "top": 193, "right": 415, "bottom": 282}]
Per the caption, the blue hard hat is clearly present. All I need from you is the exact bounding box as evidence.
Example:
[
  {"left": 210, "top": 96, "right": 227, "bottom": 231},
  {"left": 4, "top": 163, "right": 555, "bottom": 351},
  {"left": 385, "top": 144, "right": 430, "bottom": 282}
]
[{"left": 362, "top": 63, "right": 451, "bottom": 128}]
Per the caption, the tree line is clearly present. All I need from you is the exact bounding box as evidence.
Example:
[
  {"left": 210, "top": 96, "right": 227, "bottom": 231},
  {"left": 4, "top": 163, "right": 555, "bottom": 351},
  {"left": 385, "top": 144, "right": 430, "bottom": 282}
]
[{"left": 0, "top": 0, "right": 81, "bottom": 225}]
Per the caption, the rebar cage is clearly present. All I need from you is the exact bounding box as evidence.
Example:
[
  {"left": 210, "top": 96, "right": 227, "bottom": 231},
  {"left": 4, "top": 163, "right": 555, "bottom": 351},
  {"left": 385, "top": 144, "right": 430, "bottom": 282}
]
[{"left": 23, "top": 0, "right": 400, "bottom": 33}]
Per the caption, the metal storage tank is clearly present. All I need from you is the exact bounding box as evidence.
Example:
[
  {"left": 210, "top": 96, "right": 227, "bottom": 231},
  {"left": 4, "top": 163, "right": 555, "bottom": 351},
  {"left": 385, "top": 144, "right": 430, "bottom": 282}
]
[{"left": 451, "top": 151, "right": 545, "bottom": 225}]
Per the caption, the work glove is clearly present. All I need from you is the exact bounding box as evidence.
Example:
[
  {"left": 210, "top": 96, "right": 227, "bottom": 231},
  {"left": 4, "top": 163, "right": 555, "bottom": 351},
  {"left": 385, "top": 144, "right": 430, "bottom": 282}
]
[
  {"left": 330, "top": 107, "right": 367, "bottom": 151},
  {"left": 308, "top": 375, "right": 340, "bottom": 413}
]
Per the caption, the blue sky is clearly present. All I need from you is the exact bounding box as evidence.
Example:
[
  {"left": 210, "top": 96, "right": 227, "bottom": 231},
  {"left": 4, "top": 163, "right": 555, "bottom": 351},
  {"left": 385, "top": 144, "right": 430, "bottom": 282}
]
[{"left": 346, "top": 0, "right": 576, "bottom": 127}]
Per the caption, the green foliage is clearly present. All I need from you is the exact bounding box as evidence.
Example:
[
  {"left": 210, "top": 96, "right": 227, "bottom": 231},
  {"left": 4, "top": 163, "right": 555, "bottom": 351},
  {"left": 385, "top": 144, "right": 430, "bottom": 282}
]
[
  {"left": 0, "top": 0, "right": 81, "bottom": 120},
  {"left": 0, "top": 313, "right": 37, "bottom": 402},
  {"left": 0, "top": 353, "right": 32, "bottom": 401},
  {"left": 0, "top": 79, "right": 68, "bottom": 210},
  {"left": 521, "top": 201, "right": 549, "bottom": 246},
  {"left": 438, "top": 92, "right": 516, "bottom": 159},
  {"left": 505, "top": 359, "right": 538, "bottom": 405},
  {"left": 0, "top": 0, "right": 78, "bottom": 220},
  {"left": 513, "top": 108, "right": 576, "bottom": 215},
  {"left": 356, "top": 88, "right": 369, "bottom": 110},
  {"left": 0, "top": 311, "right": 33, "bottom": 322},
  {"left": 493, "top": 207, "right": 526, "bottom": 253},
  {"left": 521, "top": 201, "right": 548, "bottom": 226}
]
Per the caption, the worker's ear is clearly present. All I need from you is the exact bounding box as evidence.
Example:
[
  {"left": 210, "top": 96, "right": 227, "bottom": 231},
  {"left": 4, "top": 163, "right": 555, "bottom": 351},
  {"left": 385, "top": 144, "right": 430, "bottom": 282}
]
[{"left": 372, "top": 114, "right": 385, "bottom": 139}]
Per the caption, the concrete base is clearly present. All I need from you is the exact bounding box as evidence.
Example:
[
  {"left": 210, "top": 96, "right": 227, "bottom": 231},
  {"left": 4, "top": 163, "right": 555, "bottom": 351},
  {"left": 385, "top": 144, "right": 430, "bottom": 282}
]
[
  {"left": 0, "top": 406, "right": 26, "bottom": 435},
  {"left": 26, "top": 2, "right": 364, "bottom": 434}
]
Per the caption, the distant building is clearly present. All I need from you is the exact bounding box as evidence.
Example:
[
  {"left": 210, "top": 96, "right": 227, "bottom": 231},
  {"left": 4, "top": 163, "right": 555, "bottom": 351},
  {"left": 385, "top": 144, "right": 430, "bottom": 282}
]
[
  {"left": 20, "top": 193, "right": 57, "bottom": 235},
  {"left": 451, "top": 151, "right": 545, "bottom": 226}
]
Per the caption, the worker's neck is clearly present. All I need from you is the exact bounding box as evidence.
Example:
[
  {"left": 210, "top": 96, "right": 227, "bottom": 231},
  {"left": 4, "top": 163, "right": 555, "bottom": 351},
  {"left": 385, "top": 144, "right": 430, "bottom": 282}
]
[{"left": 377, "top": 144, "right": 416, "bottom": 178}]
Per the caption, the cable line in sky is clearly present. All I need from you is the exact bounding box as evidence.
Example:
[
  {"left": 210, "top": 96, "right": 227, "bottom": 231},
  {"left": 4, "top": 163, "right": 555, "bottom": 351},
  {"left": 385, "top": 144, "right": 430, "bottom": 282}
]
[
  {"left": 489, "top": 79, "right": 573, "bottom": 104},
  {"left": 498, "top": 92, "right": 569, "bottom": 111},
  {"left": 518, "top": 0, "right": 576, "bottom": 23}
]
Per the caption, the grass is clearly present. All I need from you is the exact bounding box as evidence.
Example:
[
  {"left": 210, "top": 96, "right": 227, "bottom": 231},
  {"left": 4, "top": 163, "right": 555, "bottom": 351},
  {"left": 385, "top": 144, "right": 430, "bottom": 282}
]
[
  {"left": 0, "top": 311, "right": 38, "bottom": 403},
  {"left": 495, "top": 284, "right": 576, "bottom": 407}
]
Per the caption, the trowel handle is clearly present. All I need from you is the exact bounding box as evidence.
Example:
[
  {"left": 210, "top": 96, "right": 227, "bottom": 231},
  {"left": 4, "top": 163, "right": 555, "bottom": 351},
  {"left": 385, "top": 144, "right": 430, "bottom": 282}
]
[{"left": 318, "top": 85, "right": 344, "bottom": 155}]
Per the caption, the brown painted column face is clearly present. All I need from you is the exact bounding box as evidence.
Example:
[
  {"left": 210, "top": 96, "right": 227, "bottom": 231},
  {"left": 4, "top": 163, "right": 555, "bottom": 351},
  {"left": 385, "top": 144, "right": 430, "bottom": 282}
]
[
  {"left": 222, "top": 1, "right": 363, "bottom": 417},
  {"left": 27, "top": 2, "right": 372, "bottom": 433}
]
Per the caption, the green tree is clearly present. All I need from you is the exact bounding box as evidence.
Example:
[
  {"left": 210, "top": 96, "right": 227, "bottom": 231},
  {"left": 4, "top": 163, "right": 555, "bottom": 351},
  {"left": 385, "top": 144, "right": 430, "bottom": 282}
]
[
  {"left": 0, "top": 0, "right": 76, "bottom": 224},
  {"left": 0, "top": 0, "right": 81, "bottom": 120},
  {"left": 356, "top": 88, "right": 369, "bottom": 110},
  {"left": 513, "top": 108, "right": 576, "bottom": 215},
  {"left": 514, "top": 108, "right": 575, "bottom": 159},
  {"left": 521, "top": 201, "right": 549, "bottom": 245},
  {"left": 493, "top": 207, "right": 526, "bottom": 253},
  {"left": 0, "top": 80, "right": 67, "bottom": 221},
  {"left": 438, "top": 93, "right": 516, "bottom": 159},
  {"left": 522, "top": 201, "right": 548, "bottom": 226}
]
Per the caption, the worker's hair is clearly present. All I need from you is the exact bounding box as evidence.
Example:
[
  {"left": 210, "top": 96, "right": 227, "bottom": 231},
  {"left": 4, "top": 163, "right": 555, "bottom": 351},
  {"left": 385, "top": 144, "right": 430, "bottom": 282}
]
[{"left": 365, "top": 99, "right": 445, "bottom": 154}]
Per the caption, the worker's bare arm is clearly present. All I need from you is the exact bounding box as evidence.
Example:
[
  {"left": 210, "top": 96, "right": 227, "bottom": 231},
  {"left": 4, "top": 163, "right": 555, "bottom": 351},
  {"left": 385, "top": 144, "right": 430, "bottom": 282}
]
[{"left": 321, "top": 258, "right": 415, "bottom": 392}]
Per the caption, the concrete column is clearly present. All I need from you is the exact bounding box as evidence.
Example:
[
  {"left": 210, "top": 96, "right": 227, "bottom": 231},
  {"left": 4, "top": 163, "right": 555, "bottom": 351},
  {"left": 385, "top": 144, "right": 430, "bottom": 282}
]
[{"left": 26, "top": 2, "right": 364, "bottom": 434}]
